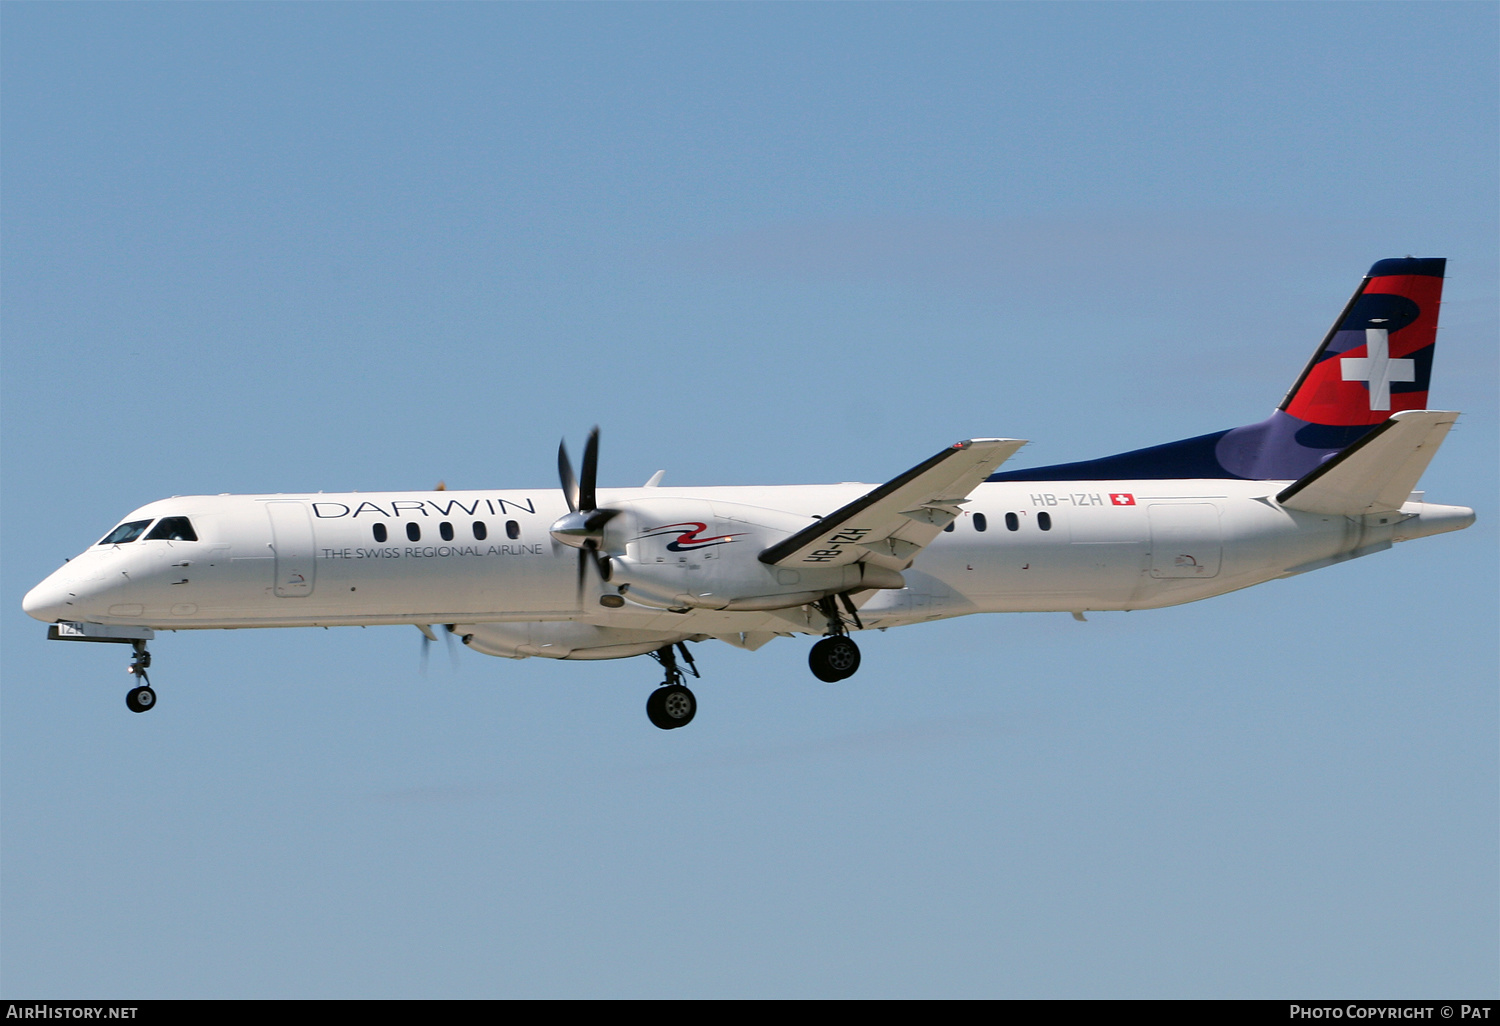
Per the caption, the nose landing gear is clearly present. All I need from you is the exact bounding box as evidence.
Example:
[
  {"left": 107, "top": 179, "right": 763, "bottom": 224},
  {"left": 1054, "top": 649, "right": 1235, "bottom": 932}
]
[
  {"left": 125, "top": 640, "right": 156, "bottom": 713},
  {"left": 44, "top": 623, "right": 160, "bottom": 713},
  {"left": 645, "top": 643, "right": 698, "bottom": 730}
]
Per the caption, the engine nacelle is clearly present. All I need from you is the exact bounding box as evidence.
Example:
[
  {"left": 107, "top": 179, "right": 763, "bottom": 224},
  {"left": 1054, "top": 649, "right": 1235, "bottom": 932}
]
[{"left": 599, "top": 497, "right": 903, "bottom": 611}]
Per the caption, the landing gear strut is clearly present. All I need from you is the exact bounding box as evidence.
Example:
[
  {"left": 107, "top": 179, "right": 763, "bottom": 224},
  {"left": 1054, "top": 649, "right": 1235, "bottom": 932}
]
[
  {"left": 645, "top": 643, "right": 698, "bottom": 730},
  {"left": 125, "top": 640, "right": 156, "bottom": 713},
  {"left": 809, "top": 593, "right": 862, "bottom": 682}
]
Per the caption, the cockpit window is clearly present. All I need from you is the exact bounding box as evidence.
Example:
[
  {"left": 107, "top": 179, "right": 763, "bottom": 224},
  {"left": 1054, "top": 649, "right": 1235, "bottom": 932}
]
[
  {"left": 145, "top": 517, "right": 198, "bottom": 542},
  {"left": 99, "top": 520, "right": 153, "bottom": 545}
]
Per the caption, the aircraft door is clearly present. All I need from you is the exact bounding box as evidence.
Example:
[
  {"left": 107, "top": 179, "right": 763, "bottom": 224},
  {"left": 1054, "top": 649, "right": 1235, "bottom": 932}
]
[
  {"left": 1148, "top": 503, "right": 1222, "bottom": 579},
  {"left": 266, "top": 501, "right": 316, "bottom": 597}
]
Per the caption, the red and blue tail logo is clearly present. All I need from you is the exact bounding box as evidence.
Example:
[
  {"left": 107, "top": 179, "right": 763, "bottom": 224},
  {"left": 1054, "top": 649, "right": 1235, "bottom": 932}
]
[
  {"left": 988, "top": 258, "right": 1447, "bottom": 483},
  {"left": 1281, "top": 257, "right": 1441, "bottom": 425}
]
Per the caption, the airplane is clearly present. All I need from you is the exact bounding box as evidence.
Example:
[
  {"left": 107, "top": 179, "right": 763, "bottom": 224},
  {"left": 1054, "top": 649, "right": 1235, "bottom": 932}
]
[{"left": 22, "top": 257, "right": 1475, "bottom": 729}]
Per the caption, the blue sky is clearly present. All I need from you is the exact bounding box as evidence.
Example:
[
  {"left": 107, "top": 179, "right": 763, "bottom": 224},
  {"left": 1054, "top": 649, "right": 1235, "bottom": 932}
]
[{"left": 3, "top": 3, "right": 1495, "bottom": 998}]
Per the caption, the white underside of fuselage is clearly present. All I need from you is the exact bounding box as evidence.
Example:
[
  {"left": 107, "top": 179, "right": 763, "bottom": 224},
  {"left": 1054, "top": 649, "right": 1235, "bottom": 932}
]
[{"left": 24, "top": 479, "right": 1472, "bottom": 660}]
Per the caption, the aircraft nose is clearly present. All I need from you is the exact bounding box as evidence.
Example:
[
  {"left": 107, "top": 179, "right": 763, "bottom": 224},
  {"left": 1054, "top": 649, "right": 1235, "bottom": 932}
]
[{"left": 22, "top": 573, "right": 76, "bottom": 623}]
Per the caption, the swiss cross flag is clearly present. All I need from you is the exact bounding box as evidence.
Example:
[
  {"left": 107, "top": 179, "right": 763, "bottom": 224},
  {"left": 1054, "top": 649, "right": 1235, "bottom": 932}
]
[{"left": 1110, "top": 493, "right": 1136, "bottom": 505}]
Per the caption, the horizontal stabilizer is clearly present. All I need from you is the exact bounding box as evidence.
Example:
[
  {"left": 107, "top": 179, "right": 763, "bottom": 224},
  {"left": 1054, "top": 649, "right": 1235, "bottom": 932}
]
[
  {"left": 760, "top": 438, "right": 1026, "bottom": 569},
  {"left": 1277, "top": 410, "right": 1458, "bottom": 515}
]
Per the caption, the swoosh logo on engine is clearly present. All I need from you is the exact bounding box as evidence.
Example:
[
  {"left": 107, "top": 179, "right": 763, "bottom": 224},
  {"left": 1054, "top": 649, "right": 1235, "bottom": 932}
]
[{"left": 635, "top": 522, "right": 745, "bottom": 552}]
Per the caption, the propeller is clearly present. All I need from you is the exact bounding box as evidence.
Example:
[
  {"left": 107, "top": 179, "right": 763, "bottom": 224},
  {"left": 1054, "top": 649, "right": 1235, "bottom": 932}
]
[
  {"left": 550, "top": 427, "right": 620, "bottom": 604},
  {"left": 416, "top": 623, "right": 460, "bottom": 674}
]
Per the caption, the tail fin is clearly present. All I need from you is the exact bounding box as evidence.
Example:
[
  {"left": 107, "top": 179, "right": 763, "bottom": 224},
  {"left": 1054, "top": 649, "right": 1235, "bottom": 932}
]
[
  {"left": 1280, "top": 257, "right": 1444, "bottom": 427},
  {"left": 988, "top": 258, "right": 1447, "bottom": 483}
]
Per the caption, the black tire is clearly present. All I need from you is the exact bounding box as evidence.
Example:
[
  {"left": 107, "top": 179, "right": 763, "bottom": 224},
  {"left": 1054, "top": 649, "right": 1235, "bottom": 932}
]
[
  {"left": 646, "top": 684, "right": 696, "bottom": 730},
  {"left": 809, "top": 636, "right": 861, "bottom": 682},
  {"left": 126, "top": 686, "right": 156, "bottom": 713}
]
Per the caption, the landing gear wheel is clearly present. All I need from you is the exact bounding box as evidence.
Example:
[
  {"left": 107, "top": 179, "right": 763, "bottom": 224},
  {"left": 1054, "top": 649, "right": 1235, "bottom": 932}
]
[
  {"left": 126, "top": 686, "right": 156, "bottom": 713},
  {"left": 809, "top": 636, "right": 861, "bottom": 682},
  {"left": 646, "top": 684, "right": 696, "bottom": 730}
]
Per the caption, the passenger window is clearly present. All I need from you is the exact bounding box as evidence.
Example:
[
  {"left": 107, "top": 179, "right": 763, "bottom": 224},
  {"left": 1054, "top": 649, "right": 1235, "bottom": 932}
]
[
  {"left": 98, "top": 520, "right": 152, "bottom": 545},
  {"left": 973, "top": 513, "right": 988, "bottom": 532},
  {"left": 439, "top": 522, "right": 454, "bottom": 542},
  {"left": 1038, "top": 511, "right": 1052, "bottom": 531},
  {"left": 373, "top": 523, "right": 388, "bottom": 543},
  {"left": 473, "top": 521, "right": 488, "bottom": 541},
  {"left": 145, "top": 517, "right": 198, "bottom": 542},
  {"left": 406, "top": 522, "right": 421, "bottom": 542},
  {"left": 1005, "top": 512, "right": 1019, "bottom": 532},
  {"left": 943, "top": 522, "right": 955, "bottom": 533},
  {"left": 506, "top": 520, "right": 520, "bottom": 540}
]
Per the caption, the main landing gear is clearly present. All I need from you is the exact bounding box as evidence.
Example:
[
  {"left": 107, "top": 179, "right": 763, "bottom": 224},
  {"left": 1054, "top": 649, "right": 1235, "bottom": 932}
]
[
  {"left": 125, "top": 640, "right": 156, "bottom": 713},
  {"left": 638, "top": 593, "right": 866, "bottom": 729},
  {"left": 809, "top": 636, "right": 860, "bottom": 682},
  {"left": 808, "top": 593, "right": 863, "bottom": 683},
  {"left": 645, "top": 643, "right": 698, "bottom": 730}
]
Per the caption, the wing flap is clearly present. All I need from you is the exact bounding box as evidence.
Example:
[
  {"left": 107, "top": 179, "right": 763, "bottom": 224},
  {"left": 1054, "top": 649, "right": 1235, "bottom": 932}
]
[
  {"left": 759, "top": 438, "right": 1026, "bottom": 569},
  {"left": 1277, "top": 410, "right": 1458, "bottom": 515}
]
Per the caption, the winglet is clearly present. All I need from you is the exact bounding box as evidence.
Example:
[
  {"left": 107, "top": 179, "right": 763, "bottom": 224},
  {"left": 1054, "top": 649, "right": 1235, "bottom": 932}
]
[{"left": 1277, "top": 410, "right": 1458, "bottom": 515}]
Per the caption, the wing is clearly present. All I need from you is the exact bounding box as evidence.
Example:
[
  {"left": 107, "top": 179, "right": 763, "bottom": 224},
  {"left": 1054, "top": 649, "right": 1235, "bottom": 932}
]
[{"left": 758, "top": 438, "right": 1027, "bottom": 571}]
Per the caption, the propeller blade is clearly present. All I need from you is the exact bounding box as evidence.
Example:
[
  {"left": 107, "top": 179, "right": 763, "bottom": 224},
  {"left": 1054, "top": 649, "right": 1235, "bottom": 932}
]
[
  {"left": 558, "top": 440, "right": 580, "bottom": 513},
  {"left": 576, "top": 542, "right": 592, "bottom": 605},
  {"left": 444, "top": 625, "right": 460, "bottom": 671},
  {"left": 579, "top": 426, "right": 600, "bottom": 513},
  {"left": 416, "top": 624, "right": 458, "bottom": 675},
  {"left": 584, "top": 508, "right": 619, "bottom": 533},
  {"left": 417, "top": 626, "right": 435, "bottom": 674},
  {"left": 571, "top": 539, "right": 619, "bottom": 607},
  {"left": 553, "top": 428, "right": 620, "bottom": 601}
]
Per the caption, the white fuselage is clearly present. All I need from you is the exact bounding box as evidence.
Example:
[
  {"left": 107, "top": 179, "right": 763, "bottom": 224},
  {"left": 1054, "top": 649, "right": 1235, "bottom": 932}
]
[{"left": 23, "top": 480, "right": 1474, "bottom": 660}]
